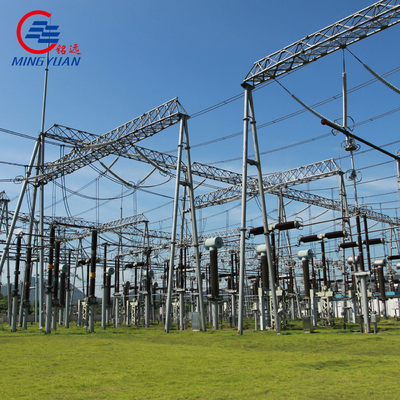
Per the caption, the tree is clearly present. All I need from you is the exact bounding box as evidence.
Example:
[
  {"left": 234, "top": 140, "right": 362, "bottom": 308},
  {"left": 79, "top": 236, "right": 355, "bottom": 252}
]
[{"left": 0, "top": 294, "right": 9, "bottom": 314}]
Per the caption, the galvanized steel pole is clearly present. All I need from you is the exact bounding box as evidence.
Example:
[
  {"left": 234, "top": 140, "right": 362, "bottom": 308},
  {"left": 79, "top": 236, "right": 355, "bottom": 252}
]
[
  {"left": 238, "top": 85, "right": 250, "bottom": 335},
  {"left": 165, "top": 119, "right": 185, "bottom": 333}
]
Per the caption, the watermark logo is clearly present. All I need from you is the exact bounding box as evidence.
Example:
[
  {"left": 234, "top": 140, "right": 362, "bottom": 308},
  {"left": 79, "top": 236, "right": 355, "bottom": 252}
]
[
  {"left": 13, "top": 10, "right": 81, "bottom": 66},
  {"left": 17, "top": 10, "right": 60, "bottom": 54}
]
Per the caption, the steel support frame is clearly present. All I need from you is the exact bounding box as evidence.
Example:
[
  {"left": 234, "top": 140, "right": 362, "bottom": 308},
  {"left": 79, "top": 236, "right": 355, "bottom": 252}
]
[
  {"left": 38, "top": 98, "right": 187, "bottom": 184},
  {"left": 0, "top": 138, "right": 41, "bottom": 276},
  {"left": 238, "top": 84, "right": 280, "bottom": 335},
  {"left": 165, "top": 116, "right": 206, "bottom": 333},
  {"left": 243, "top": 1, "right": 400, "bottom": 87}
]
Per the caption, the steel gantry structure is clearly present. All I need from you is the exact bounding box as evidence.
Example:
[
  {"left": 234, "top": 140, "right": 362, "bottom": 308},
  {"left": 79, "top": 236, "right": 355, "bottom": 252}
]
[
  {"left": 237, "top": 0, "right": 400, "bottom": 335},
  {"left": 193, "top": 159, "right": 342, "bottom": 209},
  {"left": 3, "top": 1, "right": 400, "bottom": 335},
  {"left": 34, "top": 98, "right": 187, "bottom": 185},
  {"left": 0, "top": 97, "right": 188, "bottom": 270},
  {"left": 0, "top": 97, "right": 193, "bottom": 330},
  {"left": 244, "top": 0, "right": 400, "bottom": 86}
]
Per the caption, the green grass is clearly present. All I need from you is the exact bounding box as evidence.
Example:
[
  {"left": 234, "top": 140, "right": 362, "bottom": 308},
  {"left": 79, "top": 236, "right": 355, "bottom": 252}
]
[{"left": 1, "top": 319, "right": 400, "bottom": 399}]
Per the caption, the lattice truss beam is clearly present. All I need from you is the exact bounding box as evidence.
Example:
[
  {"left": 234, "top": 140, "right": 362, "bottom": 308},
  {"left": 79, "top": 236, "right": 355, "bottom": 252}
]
[
  {"left": 44, "top": 125, "right": 98, "bottom": 146},
  {"left": 283, "top": 187, "right": 400, "bottom": 225},
  {"left": 39, "top": 124, "right": 345, "bottom": 206},
  {"left": 60, "top": 214, "right": 149, "bottom": 242},
  {"left": 0, "top": 192, "right": 10, "bottom": 234},
  {"left": 40, "top": 125, "right": 399, "bottom": 228},
  {"left": 125, "top": 146, "right": 243, "bottom": 185},
  {"left": 37, "top": 98, "right": 187, "bottom": 184},
  {"left": 195, "top": 185, "right": 400, "bottom": 226},
  {"left": 42, "top": 126, "right": 341, "bottom": 190},
  {"left": 42, "top": 126, "right": 244, "bottom": 186},
  {"left": 0, "top": 191, "right": 9, "bottom": 202},
  {"left": 244, "top": 0, "right": 400, "bottom": 86},
  {"left": 193, "top": 159, "right": 341, "bottom": 208}
]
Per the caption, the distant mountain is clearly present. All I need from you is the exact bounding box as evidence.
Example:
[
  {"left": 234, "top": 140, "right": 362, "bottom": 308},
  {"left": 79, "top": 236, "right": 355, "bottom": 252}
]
[{"left": 1, "top": 277, "right": 85, "bottom": 304}]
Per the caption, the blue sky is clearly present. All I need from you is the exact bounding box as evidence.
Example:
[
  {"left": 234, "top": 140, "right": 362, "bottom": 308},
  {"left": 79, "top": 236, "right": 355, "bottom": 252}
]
[{"left": 1, "top": 1, "right": 399, "bottom": 277}]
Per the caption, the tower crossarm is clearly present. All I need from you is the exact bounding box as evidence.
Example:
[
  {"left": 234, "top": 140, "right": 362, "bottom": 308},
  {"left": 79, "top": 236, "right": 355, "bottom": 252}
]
[
  {"left": 192, "top": 182, "right": 400, "bottom": 226},
  {"left": 42, "top": 216, "right": 98, "bottom": 229},
  {"left": 133, "top": 227, "right": 172, "bottom": 241},
  {"left": 182, "top": 228, "right": 241, "bottom": 247},
  {"left": 281, "top": 187, "right": 340, "bottom": 211},
  {"left": 125, "top": 146, "right": 243, "bottom": 185},
  {"left": 259, "top": 159, "right": 340, "bottom": 187},
  {"left": 347, "top": 204, "right": 400, "bottom": 225},
  {"left": 191, "top": 161, "right": 242, "bottom": 185},
  {"left": 42, "top": 131, "right": 336, "bottom": 187},
  {"left": 194, "top": 159, "right": 341, "bottom": 208},
  {"left": 44, "top": 125, "right": 99, "bottom": 146},
  {"left": 33, "top": 98, "right": 187, "bottom": 184},
  {"left": 96, "top": 214, "right": 149, "bottom": 232},
  {"left": 193, "top": 185, "right": 248, "bottom": 209},
  {"left": 198, "top": 228, "right": 241, "bottom": 242},
  {"left": 244, "top": 0, "right": 400, "bottom": 86},
  {"left": 60, "top": 214, "right": 149, "bottom": 242},
  {"left": 0, "top": 191, "right": 10, "bottom": 202},
  {"left": 281, "top": 187, "right": 400, "bottom": 225}
]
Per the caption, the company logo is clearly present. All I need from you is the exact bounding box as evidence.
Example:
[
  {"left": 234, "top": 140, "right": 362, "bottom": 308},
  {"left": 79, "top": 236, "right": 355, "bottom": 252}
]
[
  {"left": 17, "top": 10, "right": 59, "bottom": 54},
  {"left": 13, "top": 10, "right": 81, "bottom": 67}
]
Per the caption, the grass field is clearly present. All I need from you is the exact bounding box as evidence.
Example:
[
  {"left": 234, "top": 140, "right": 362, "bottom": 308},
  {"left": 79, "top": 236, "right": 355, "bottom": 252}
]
[{"left": 1, "top": 319, "right": 399, "bottom": 399}]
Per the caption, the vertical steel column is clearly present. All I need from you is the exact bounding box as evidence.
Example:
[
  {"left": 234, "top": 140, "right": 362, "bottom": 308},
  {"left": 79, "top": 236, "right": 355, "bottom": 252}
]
[
  {"left": 0, "top": 138, "right": 41, "bottom": 277},
  {"left": 178, "top": 187, "right": 187, "bottom": 331},
  {"left": 338, "top": 171, "right": 354, "bottom": 324},
  {"left": 183, "top": 117, "right": 206, "bottom": 331},
  {"left": 39, "top": 55, "right": 49, "bottom": 326},
  {"left": 13, "top": 54, "right": 49, "bottom": 326},
  {"left": 19, "top": 182, "right": 39, "bottom": 329},
  {"left": 34, "top": 228, "right": 38, "bottom": 323},
  {"left": 0, "top": 198, "right": 12, "bottom": 325},
  {"left": 238, "top": 86, "right": 250, "bottom": 336},
  {"left": 229, "top": 252, "right": 237, "bottom": 327},
  {"left": 397, "top": 157, "right": 400, "bottom": 200},
  {"left": 165, "top": 118, "right": 185, "bottom": 333},
  {"left": 39, "top": 136, "right": 45, "bottom": 329},
  {"left": 5, "top": 202, "right": 11, "bottom": 325}
]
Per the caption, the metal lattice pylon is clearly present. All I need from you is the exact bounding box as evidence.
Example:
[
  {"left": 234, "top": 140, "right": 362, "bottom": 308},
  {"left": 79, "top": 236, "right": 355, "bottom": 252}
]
[
  {"left": 165, "top": 116, "right": 206, "bottom": 332},
  {"left": 238, "top": 84, "right": 280, "bottom": 335}
]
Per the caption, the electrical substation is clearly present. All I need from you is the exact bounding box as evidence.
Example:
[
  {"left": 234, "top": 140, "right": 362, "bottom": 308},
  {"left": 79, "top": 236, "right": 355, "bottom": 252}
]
[{"left": 2, "top": 1, "right": 400, "bottom": 336}]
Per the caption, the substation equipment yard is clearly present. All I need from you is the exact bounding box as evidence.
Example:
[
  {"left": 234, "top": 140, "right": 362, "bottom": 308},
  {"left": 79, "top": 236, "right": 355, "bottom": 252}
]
[{"left": 1, "top": 0, "right": 400, "bottom": 335}]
